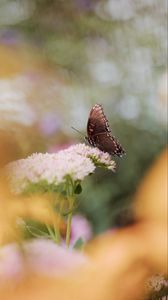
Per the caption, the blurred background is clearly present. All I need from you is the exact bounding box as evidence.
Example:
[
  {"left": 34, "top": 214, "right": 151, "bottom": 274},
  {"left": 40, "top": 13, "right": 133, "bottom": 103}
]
[{"left": 0, "top": 0, "right": 167, "bottom": 234}]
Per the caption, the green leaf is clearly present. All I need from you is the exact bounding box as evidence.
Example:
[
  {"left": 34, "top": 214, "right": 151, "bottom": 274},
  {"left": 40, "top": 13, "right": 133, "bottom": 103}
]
[
  {"left": 73, "top": 237, "right": 84, "bottom": 250},
  {"left": 25, "top": 225, "right": 50, "bottom": 239},
  {"left": 74, "top": 183, "right": 82, "bottom": 194}
]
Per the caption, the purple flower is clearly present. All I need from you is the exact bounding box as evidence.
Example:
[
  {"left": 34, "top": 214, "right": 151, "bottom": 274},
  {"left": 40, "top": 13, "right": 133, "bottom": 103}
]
[
  {"left": 0, "top": 29, "right": 20, "bottom": 46},
  {"left": 48, "top": 143, "right": 72, "bottom": 153},
  {"left": 75, "top": 0, "right": 93, "bottom": 11},
  {"left": 71, "top": 214, "right": 93, "bottom": 245},
  {"left": 0, "top": 239, "right": 88, "bottom": 279},
  {"left": 0, "top": 244, "right": 23, "bottom": 281},
  {"left": 24, "top": 239, "right": 88, "bottom": 276},
  {"left": 38, "top": 112, "right": 62, "bottom": 136}
]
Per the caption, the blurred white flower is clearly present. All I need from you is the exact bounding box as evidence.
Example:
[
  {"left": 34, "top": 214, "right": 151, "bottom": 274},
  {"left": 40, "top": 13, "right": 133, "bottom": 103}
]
[
  {"left": 0, "top": 77, "right": 36, "bottom": 127},
  {"left": 104, "top": 0, "right": 135, "bottom": 21},
  {"left": 90, "top": 60, "right": 121, "bottom": 85},
  {"left": 118, "top": 96, "right": 140, "bottom": 120},
  {"left": 6, "top": 143, "right": 116, "bottom": 194},
  {"left": 0, "top": 0, "right": 34, "bottom": 26},
  {"left": 158, "top": 72, "right": 167, "bottom": 104}
]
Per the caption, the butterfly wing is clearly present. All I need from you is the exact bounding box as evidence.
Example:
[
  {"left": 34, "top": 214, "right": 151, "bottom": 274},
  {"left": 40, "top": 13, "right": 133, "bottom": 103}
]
[
  {"left": 87, "top": 104, "right": 110, "bottom": 136},
  {"left": 87, "top": 104, "right": 125, "bottom": 157},
  {"left": 93, "top": 132, "right": 125, "bottom": 157}
]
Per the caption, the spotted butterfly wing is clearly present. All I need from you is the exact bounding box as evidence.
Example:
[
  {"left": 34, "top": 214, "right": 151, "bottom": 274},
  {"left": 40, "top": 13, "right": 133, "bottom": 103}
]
[{"left": 87, "top": 104, "right": 125, "bottom": 157}]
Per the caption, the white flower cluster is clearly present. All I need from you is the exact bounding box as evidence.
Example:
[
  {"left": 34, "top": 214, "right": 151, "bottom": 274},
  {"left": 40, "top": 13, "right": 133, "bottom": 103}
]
[
  {"left": 6, "top": 143, "right": 116, "bottom": 194},
  {"left": 67, "top": 143, "right": 116, "bottom": 171},
  {"left": 146, "top": 274, "right": 168, "bottom": 292}
]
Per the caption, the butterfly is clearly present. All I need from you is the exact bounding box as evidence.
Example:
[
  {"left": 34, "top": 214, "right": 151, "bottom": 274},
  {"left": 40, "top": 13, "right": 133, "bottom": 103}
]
[{"left": 86, "top": 104, "right": 125, "bottom": 157}]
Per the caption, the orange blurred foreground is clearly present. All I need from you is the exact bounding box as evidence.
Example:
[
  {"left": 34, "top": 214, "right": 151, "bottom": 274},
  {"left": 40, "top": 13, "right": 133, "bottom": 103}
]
[{"left": 0, "top": 138, "right": 167, "bottom": 299}]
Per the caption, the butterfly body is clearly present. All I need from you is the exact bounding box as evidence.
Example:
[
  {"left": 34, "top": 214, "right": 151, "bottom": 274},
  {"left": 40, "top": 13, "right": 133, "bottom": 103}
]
[{"left": 86, "top": 104, "right": 125, "bottom": 157}]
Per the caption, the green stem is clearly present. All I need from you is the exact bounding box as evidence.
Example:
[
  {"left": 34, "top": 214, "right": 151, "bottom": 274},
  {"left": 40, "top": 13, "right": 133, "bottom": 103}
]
[
  {"left": 65, "top": 177, "right": 75, "bottom": 247},
  {"left": 66, "top": 211, "right": 73, "bottom": 247},
  {"left": 53, "top": 221, "right": 61, "bottom": 244},
  {"left": 46, "top": 224, "right": 59, "bottom": 243}
]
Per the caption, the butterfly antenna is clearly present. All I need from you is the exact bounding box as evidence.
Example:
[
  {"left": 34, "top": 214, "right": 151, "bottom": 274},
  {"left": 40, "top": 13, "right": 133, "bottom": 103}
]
[{"left": 71, "top": 126, "right": 85, "bottom": 138}]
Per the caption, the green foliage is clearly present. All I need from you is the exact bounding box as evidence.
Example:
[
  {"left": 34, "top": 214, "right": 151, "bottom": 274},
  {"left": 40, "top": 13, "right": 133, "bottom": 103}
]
[
  {"left": 74, "top": 183, "right": 82, "bottom": 194},
  {"left": 23, "top": 220, "right": 51, "bottom": 240},
  {"left": 79, "top": 120, "right": 166, "bottom": 234},
  {"left": 73, "top": 237, "right": 84, "bottom": 250},
  {"left": 22, "top": 178, "right": 82, "bottom": 196}
]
